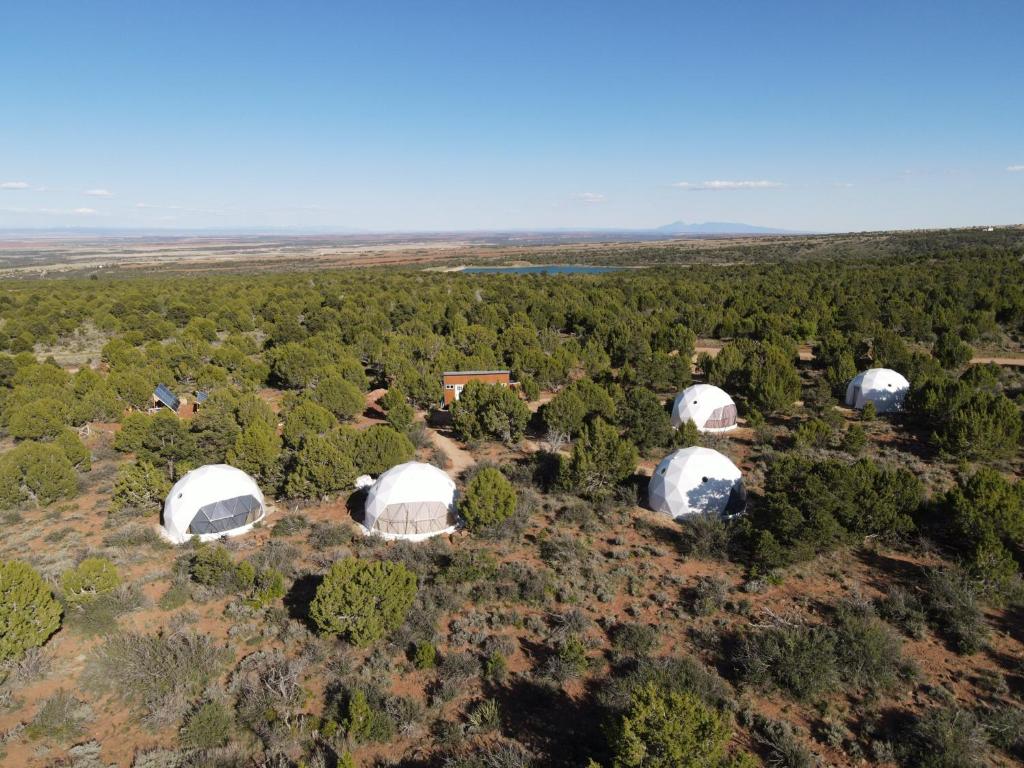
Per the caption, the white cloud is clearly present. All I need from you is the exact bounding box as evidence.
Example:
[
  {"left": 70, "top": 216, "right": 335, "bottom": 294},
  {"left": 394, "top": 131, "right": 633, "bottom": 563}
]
[
  {"left": 1008, "top": 165, "right": 1024, "bottom": 172},
  {"left": 672, "top": 180, "right": 783, "bottom": 191},
  {"left": 73, "top": 207, "right": 98, "bottom": 214},
  {"left": 84, "top": 188, "right": 113, "bottom": 197},
  {"left": 136, "top": 202, "right": 182, "bottom": 210},
  {"left": 1, "top": 181, "right": 30, "bottom": 190},
  {"left": 573, "top": 192, "right": 607, "bottom": 204}
]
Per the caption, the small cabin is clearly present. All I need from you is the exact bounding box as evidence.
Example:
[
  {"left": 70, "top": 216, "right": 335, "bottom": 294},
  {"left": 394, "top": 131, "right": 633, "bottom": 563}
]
[{"left": 441, "top": 370, "right": 516, "bottom": 407}]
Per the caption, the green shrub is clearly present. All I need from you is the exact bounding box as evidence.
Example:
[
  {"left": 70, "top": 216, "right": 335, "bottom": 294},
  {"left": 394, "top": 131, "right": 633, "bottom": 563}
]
[
  {"left": 245, "top": 567, "right": 285, "bottom": 609},
  {"left": 281, "top": 399, "right": 336, "bottom": 449},
  {"left": 337, "top": 688, "right": 396, "bottom": 744},
  {"left": 0, "top": 560, "right": 62, "bottom": 662},
  {"left": 110, "top": 460, "right": 170, "bottom": 514},
  {"left": 61, "top": 557, "right": 120, "bottom": 604},
  {"left": 226, "top": 420, "right": 283, "bottom": 486},
  {"left": 55, "top": 429, "right": 91, "bottom": 471},
  {"left": 451, "top": 380, "right": 531, "bottom": 444},
  {"left": 271, "top": 513, "right": 308, "bottom": 537},
  {"left": 284, "top": 433, "right": 356, "bottom": 499},
  {"left": 903, "top": 706, "right": 988, "bottom": 768},
  {"left": 25, "top": 690, "right": 91, "bottom": 743},
  {"left": 564, "top": 418, "right": 638, "bottom": 498},
  {"left": 413, "top": 641, "right": 437, "bottom": 670},
  {"left": 466, "top": 698, "right": 501, "bottom": 734},
  {"left": 189, "top": 544, "right": 254, "bottom": 593},
  {"left": 460, "top": 467, "right": 517, "bottom": 532},
  {"left": 841, "top": 424, "right": 868, "bottom": 454},
  {"left": 832, "top": 604, "right": 908, "bottom": 692},
  {"left": 610, "top": 623, "right": 658, "bottom": 659},
  {"left": 924, "top": 568, "right": 988, "bottom": 654},
  {"left": 942, "top": 468, "right": 1024, "bottom": 602},
  {"left": 736, "top": 623, "right": 838, "bottom": 702},
  {"left": 621, "top": 388, "right": 674, "bottom": 453},
  {"left": 742, "top": 454, "right": 921, "bottom": 569},
  {"left": 0, "top": 441, "right": 78, "bottom": 509},
  {"left": 8, "top": 397, "right": 68, "bottom": 440},
  {"left": 484, "top": 650, "right": 508, "bottom": 683},
  {"left": 354, "top": 425, "right": 415, "bottom": 475},
  {"left": 311, "top": 372, "right": 365, "bottom": 421},
  {"left": 85, "top": 631, "right": 230, "bottom": 721},
  {"left": 158, "top": 581, "right": 190, "bottom": 610},
  {"left": 606, "top": 682, "right": 739, "bottom": 768},
  {"left": 310, "top": 557, "right": 417, "bottom": 646},
  {"left": 180, "top": 699, "right": 233, "bottom": 749},
  {"left": 906, "top": 376, "right": 1021, "bottom": 460},
  {"left": 877, "top": 585, "right": 927, "bottom": 639},
  {"left": 380, "top": 386, "right": 415, "bottom": 433}
]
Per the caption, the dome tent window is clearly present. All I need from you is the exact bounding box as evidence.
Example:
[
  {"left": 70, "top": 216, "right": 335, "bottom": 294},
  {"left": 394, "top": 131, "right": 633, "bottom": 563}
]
[
  {"left": 671, "top": 384, "right": 738, "bottom": 433},
  {"left": 161, "top": 464, "right": 266, "bottom": 544},
  {"left": 189, "top": 494, "right": 263, "bottom": 535}
]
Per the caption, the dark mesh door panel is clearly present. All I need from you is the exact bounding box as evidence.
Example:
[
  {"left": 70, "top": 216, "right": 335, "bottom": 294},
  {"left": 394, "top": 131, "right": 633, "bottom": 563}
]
[
  {"left": 189, "top": 495, "right": 262, "bottom": 534},
  {"left": 850, "top": 385, "right": 862, "bottom": 406},
  {"left": 704, "top": 404, "right": 737, "bottom": 429},
  {"left": 724, "top": 482, "right": 747, "bottom": 516}
]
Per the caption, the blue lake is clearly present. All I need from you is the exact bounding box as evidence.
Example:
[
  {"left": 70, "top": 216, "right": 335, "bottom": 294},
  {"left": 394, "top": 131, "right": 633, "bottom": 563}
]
[{"left": 461, "top": 265, "right": 623, "bottom": 274}]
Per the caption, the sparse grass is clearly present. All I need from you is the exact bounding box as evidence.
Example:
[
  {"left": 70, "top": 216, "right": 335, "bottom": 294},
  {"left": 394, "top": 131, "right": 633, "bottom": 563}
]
[
  {"left": 84, "top": 631, "right": 230, "bottom": 725},
  {"left": 25, "top": 690, "right": 92, "bottom": 743}
]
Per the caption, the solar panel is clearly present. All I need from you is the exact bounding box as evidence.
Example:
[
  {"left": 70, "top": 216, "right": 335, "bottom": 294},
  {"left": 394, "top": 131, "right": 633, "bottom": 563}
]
[
  {"left": 195, "top": 390, "right": 209, "bottom": 404},
  {"left": 153, "top": 383, "right": 181, "bottom": 412}
]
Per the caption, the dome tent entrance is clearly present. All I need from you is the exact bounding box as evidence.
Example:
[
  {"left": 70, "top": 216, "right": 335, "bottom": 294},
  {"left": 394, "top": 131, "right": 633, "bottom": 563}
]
[
  {"left": 648, "top": 447, "right": 745, "bottom": 520},
  {"left": 671, "top": 384, "right": 738, "bottom": 432},
  {"left": 161, "top": 464, "right": 266, "bottom": 544},
  {"left": 363, "top": 461, "right": 458, "bottom": 541},
  {"left": 845, "top": 368, "right": 910, "bottom": 413}
]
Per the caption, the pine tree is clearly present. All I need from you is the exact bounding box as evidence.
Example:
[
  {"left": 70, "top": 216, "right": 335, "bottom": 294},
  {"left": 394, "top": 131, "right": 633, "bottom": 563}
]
[
  {"left": 310, "top": 558, "right": 417, "bottom": 646},
  {"left": 460, "top": 467, "right": 517, "bottom": 532},
  {"left": 565, "top": 418, "right": 638, "bottom": 498},
  {"left": 110, "top": 460, "right": 170, "bottom": 513},
  {"left": 228, "top": 421, "right": 283, "bottom": 486}
]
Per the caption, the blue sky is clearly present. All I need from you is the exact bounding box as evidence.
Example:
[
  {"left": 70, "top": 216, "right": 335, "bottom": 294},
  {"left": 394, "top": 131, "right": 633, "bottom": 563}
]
[{"left": 1, "top": 1, "right": 1021, "bottom": 232}]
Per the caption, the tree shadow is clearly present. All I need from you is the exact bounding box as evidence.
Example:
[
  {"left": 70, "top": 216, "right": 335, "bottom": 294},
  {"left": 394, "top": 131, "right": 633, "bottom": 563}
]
[
  {"left": 484, "top": 676, "right": 607, "bottom": 767},
  {"left": 854, "top": 547, "right": 926, "bottom": 594},
  {"left": 284, "top": 572, "right": 323, "bottom": 629},
  {"left": 346, "top": 488, "right": 368, "bottom": 526}
]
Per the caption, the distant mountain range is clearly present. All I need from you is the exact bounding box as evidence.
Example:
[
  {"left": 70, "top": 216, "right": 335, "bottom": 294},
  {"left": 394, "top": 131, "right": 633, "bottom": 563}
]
[{"left": 654, "top": 220, "right": 798, "bottom": 235}]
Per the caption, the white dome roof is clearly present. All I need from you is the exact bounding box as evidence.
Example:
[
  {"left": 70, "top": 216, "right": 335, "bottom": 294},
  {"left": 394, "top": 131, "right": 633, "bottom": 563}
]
[
  {"left": 363, "top": 461, "right": 458, "bottom": 540},
  {"left": 845, "top": 368, "right": 910, "bottom": 413},
  {"left": 648, "top": 447, "right": 745, "bottom": 519},
  {"left": 671, "top": 384, "right": 738, "bottom": 432},
  {"left": 162, "top": 464, "right": 265, "bottom": 544}
]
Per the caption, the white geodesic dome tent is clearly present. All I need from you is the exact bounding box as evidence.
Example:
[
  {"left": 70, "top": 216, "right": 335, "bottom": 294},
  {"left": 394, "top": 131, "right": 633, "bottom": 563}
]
[
  {"left": 162, "top": 464, "right": 266, "bottom": 544},
  {"left": 845, "top": 368, "right": 910, "bottom": 413},
  {"left": 671, "top": 384, "right": 738, "bottom": 432},
  {"left": 648, "top": 447, "right": 745, "bottom": 520},
  {"left": 363, "top": 461, "right": 458, "bottom": 540}
]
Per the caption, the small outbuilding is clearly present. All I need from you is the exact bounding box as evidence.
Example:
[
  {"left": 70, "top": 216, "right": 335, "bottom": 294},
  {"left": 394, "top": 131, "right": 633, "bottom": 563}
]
[
  {"left": 845, "top": 368, "right": 910, "bottom": 413},
  {"left": 648, "top": 447, "right": 745, "bottom": 520},
  {"left": 363, "top": 461, "right": 458, "bottom": 540},
  {"left": 161, "top": 464, "right": 266, "bottom": 544},
  {"left": 441, "top": 370, "right": 518, "bottom": 407},
  {"left": 671, "top": 384, "right": 738, "bottom": 432}
]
